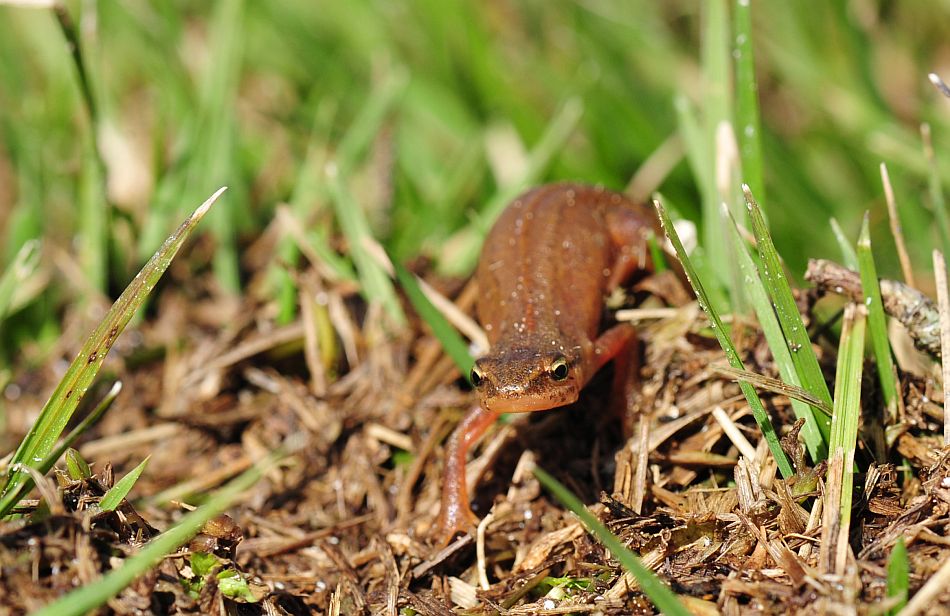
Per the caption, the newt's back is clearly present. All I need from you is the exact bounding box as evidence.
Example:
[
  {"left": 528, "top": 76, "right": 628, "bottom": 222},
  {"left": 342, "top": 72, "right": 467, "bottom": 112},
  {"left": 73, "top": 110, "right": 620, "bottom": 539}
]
[{"left": 476, "top": 183, "right": 654, "bottom": 350}]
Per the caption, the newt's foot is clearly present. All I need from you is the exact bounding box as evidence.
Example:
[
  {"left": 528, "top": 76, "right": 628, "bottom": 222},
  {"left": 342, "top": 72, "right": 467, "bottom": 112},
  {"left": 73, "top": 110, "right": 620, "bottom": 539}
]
[{"left": 433, "top": 503, "right": 478, "bottom": 547}]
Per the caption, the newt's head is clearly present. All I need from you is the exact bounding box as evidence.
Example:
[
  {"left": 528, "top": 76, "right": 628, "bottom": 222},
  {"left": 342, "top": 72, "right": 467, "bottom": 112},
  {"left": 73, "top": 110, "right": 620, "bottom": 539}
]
[{"left": 469, "top": 347, "right": 584, "bottom": 413}]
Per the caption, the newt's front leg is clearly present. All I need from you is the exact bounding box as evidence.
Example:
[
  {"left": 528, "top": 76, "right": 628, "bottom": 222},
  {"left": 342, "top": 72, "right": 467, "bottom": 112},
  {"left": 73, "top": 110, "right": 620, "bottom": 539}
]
[
  {"left": 435, "top": 404, "right": 500, "bottom": 544},
  {"left": 591, "top": 323, "right": 640, "bottom": 435}
]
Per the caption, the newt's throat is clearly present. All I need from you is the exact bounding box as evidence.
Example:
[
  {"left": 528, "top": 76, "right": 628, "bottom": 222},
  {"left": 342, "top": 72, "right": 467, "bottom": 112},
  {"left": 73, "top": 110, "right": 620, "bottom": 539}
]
[{"left": 477, "top": 382, "right": 581, "bottom": 413}]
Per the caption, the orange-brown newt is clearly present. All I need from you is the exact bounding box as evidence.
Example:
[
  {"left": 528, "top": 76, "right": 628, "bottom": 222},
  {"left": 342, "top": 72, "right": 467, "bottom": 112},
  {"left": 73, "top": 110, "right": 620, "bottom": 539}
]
[{"left": 436, "top": 183, "right": 661, "bottom": 542}]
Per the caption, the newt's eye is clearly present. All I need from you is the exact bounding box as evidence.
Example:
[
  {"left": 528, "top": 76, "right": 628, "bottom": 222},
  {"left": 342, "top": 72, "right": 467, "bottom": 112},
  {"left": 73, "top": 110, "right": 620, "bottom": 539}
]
[
  {"left": 550, "top": 357, "right": 569, "bottom": 381},
  {"left": 470, "top": 365, "right": 484, "bottom": 387}
]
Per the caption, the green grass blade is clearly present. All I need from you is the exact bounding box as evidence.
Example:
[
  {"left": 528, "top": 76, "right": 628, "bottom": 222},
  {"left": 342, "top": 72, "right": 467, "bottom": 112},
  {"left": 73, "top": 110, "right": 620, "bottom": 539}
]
[
  {"left": 0, "top": 239, "right": 40, "bottom": 331},
  {"left": 829, "top": 218, "right": 860, "bottom": 270},
  {"left": 700, "top": 0, "right": 732, "bottom": 286},
  {"left": 274, "top": 72, "right": 406, "bottom": 324},
  {"left": 325, "top": 166, "right": 406, "bottom": 328},
  {"left": 0, "top": 189, "right": 225, "bottom": 513},
  {"left": 392, "top": 259, "right": 473, "bottom": 381},
  {"left": 336, "top": 68, "right": 408, "bottom": 176},
  {"left": 655, "top": 197, "right": 794, "bottom": 478},
  {"left": 674, "top": 96, "right": 711, "bottom": 210},
  {"left": 744, "top": 186, "right": 834, "bottom": 431},
  {"left": 733, "top": 0, "right": 764, "bottom": 203},
  {"left": 438, "top": 97, "right": 584, "bottom": 276},
  {"left": 828, "top": 304, "right": 865, "bottom": 525},
  {"left": 0, "top": 380, "right": 122, "bottom": 516},
  {"left": 724, "top": 206, "right": 828, "bottom": 460},
  {"left": 856, "top": 213, "right": 899, "bottom": 420},
  {"left": 886, "top": 536, "right": 909, "bottom": 615},
  {"left": 78, "top": 142, "right": 108, "bottom": 295},
  {"left": 531, "top": 464, "right": 691, "bottom": 616},
  {"left": 647, "top": 232, "right": 667, "bottom": 273},
  {"left": 65, "top": 448, "right": 92, "bottom": 481},
  {"left": 99, "top": 456, "right": 150, "bottom": 512},
  {"left": 273, "top": 102, "right": 335, "bottom": 325},
  {"left": 29, "top": 445, "right": 285, "bottom": 616},
  {"left": 922, "top": 124, "right": 950, "bottom": 259},
  {"left": 181, "top": 0, "right": 244, "bottom": 293}
]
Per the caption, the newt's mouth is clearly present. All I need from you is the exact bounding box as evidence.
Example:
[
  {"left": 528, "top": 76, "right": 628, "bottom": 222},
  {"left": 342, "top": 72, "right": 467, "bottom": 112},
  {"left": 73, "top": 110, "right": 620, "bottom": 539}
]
[{"left": 479, "top": 387, "right": 579, "bottom": 413}]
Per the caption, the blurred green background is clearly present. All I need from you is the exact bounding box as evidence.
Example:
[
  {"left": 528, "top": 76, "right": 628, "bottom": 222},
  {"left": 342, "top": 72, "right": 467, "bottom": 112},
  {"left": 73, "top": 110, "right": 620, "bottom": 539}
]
[{"left": 2, "top": 0, "right": 950, "bottom": 362}]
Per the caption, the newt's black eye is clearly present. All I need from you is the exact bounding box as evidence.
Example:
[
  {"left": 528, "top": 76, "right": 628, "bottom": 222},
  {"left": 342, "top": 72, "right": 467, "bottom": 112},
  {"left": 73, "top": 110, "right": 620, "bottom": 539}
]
[
  {"left": 550, "top": 357, "right": 569, "bottom": 381},
  {"left": 470, "top": 366, "right": 484, "bottom": 386}
]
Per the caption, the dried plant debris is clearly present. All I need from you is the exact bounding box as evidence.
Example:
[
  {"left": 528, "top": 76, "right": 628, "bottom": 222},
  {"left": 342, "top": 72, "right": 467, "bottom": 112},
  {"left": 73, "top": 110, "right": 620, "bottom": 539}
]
[{"left": 2, "top": 259, "right": 950, "bottom": 615}]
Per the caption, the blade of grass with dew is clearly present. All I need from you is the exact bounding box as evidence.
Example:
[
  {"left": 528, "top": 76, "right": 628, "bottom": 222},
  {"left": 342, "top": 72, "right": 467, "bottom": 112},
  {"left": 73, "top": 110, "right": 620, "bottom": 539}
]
[
  {"left": 29, "top": 444, "right": 286, "bottom": 616},
  {"left": 724, "top": 206, "right": 828, "bottom": 459},
  {"left": 655, "top": 197, "right": 794, "bottom": 477},
  {"left": 99, "top": 456, "right": 150, "bottom": 512},
  {"left": 828, "top": 304, "right": 865, "bottom": 559},
  {"left": 325, "top": 166, "right": 406, "bottom": 328},
  {"left": 857, "top": 213, "right": 899, "bottom": 420},
  {"left": 0, "top": 239, "right": 40, "bottom": 333},
  {"left": 733, "top": 0, "right": 764, "bottom": 204},
  {"left": 392, "top": 259, "right": 473, "bottom": 381},
  {"left": 0, "top": 381, "right": 122, "bottom": 516},
  {"left": 744, "top": 186, "right": 834, "bottom": 435},
  {"left": 0, "top": 189, "right": 225, "bottom": 511},
  {"left": 830, "top": 217, "right": 860, "bottom": 270},
  {"left": 438, "top": 97, "right": 583, "bottom": 276},
  {"left": 887, "top": 536, "right": 909, "bottom": 615},
  {"left": 531, "top": 464, "right": 690, "bottom": 616}
]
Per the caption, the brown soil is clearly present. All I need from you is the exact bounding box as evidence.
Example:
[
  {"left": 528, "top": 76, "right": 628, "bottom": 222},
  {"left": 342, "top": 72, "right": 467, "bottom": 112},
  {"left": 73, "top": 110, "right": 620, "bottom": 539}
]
[{"left": 1, "top": 247, "right": 948, "bottom": 615}]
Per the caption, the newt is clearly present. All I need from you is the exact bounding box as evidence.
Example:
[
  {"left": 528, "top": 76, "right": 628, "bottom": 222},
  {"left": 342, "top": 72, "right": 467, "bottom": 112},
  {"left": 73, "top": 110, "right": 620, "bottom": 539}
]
[{"left": 435, "top": 183, "right": 661, "bottom": 542}]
